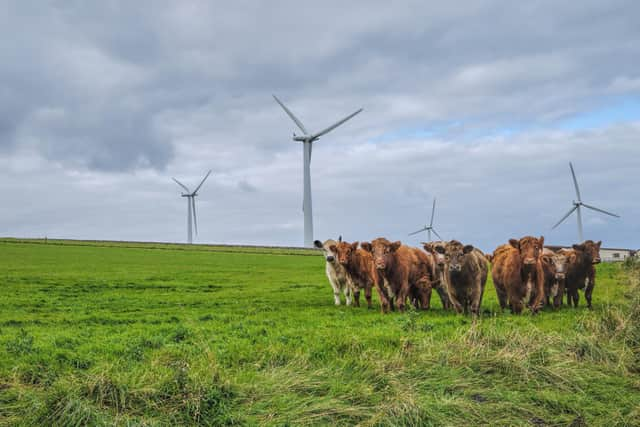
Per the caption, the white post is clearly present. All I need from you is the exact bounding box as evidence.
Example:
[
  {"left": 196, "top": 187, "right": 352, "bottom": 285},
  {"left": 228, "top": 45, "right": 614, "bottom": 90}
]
[
  {"left": 303, "top": 141, "right": 314, "bottom": 247},
  {"left": 187, "top": 197, "right": 193, "bottom": 244},
  {"left": 576, "top": 205, "right": 583, "bottom": 242}
]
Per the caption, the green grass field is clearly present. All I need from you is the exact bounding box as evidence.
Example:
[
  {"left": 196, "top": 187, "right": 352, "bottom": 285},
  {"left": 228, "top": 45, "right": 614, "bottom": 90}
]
[{"left": 1, "top": 239, "right": 639, "bottom": 426}]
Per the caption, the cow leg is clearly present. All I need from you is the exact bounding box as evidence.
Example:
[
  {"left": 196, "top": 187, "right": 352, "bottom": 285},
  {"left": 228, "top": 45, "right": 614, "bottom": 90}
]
[
  {"left": 344, "top": 286, "right": 353, "bottom": 306},
  {"left": 436, "top": 286, "right": 450, "bottom": 310},
  {"left": 353, "top": 289, "right": 361, "bottom": 307},
  {"left": 365, "top": 284, "right": 373, "bottom": 309},
  {"left": 553, "top": 281, "right": 564, "bottom": 309},
  {"left": 585, "top": 271, "right": 595, "bottom": 309},
  {"left": 571, "top": 289, "right": 579, "bottom": 307},
  {"left": 494, "top": 282, "right": 508, "bottom": 311},
  {"left": 333, "top": 291, "right": 341, "bottom": 306}
]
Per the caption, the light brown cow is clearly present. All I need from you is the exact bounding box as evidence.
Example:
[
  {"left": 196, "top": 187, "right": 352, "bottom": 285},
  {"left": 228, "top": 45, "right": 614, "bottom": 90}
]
[
  {"left": 434, "top": 240, "right": 488, "bottom": 316},
  {"left": 422, "top": 241, "right": 452, "bottom": 310},
  {"left": 560, "top": 240, "right": 601, "bottom": 308},
  {"left": 540, "top": 248, "right": 568, "bottom": 308},
  {"left": 361, "top": 238, "right": 432, "bottom": 313},
  {"left": 314, "top": 238, "right": 354, "bottom": 306},
  {"left": 331, "top": 241, "right": 382, "bottom": 310},
  {"left": 491, "top": 236, "right": 545, "bottom": 314}
]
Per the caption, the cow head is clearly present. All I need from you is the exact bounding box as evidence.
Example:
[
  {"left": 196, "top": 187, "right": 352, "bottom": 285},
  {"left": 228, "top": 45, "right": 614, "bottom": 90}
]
[
  {"left": 573, "top": 240, "right": 602, "bottom": 264},
  {"left": 363, "top": 238, "right": 401, "bottom": 270},
  {"left": 509, "top": 236, "right": 544, "bottom": 266},
  {"left": 330, "top": 241, "right": 359, "bottom": 266},
  {"left": 436, "top": 240, "right": 474, "bottom": 272},
  {"left": 544, "top": 251, "right": 569, "bottom": 281},
  {"left": 423, "top": 242, "right": 447, "bottom": 268},
  {"left": 314, "top": 239, "right": 338, "bottom": 263}
]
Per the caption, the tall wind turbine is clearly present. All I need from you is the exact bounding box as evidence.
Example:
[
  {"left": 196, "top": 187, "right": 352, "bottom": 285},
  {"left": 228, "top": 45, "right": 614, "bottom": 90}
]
[
  {"left": 273, "top": 95, "right": 363, "bottom": 247},
  {"left": 409, "top": 198, "right": 443, "bottom": 242},
  {"left": 172, "top": 170, "right": 212, "bottom": 244},
  {"left": 551, "top": 162, "right": 620, "bottom": 242}
]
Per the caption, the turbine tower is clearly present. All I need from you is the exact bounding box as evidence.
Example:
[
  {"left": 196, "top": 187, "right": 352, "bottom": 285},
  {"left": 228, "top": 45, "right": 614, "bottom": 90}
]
[
  {"left": 172, "top": 170, "right": 212, "bottom": 244},
  {"left": 409, "top": 198, "right": 443, "bottom": 242},
  {"left": 274, "top": 95, "right": 363, "bottom": 247},
  {"left": 551, "top": 162, "right": 619, "bottom": 242}
]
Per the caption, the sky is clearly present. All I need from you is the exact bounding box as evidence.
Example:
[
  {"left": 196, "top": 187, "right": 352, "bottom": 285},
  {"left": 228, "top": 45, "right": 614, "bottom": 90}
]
[{"left": 1, "top": 0, "right": 639, "bottom": 251}]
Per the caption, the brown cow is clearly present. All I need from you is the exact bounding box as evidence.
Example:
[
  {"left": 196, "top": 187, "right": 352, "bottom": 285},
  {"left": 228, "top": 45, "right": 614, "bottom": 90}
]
[
  {"left": 560, "top": 240, "right": 601, "bottom": 308},
  {"left": 491, "top": 236, "right": 545, "bottom": 314},
  {"left": 435, "top": 240, "right": 488, "bottom": 316},
  {"left": 540, "top": 248, "right": 568, "bottom": 308},
  {"left": 361, "top": 238, "right": 432, "bottom": 312},
  {"left": 422, "top": 241, "right": 452, "bottom": 310},
  {"left": 331, "top": 241, "right": 382, "bottom": 310}
]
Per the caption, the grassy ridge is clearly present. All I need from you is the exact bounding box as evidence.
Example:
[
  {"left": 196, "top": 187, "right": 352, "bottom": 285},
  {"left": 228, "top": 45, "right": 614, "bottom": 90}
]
[{"left": 0, "top": 240, "right": 639, "bottom": 426}]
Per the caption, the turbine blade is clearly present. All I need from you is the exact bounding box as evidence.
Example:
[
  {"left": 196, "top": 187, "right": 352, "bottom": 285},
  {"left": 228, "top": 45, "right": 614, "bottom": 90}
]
[
  {"left": 431, "top": 228, "right": 443, "bottom": 241},
  {"left": 273, "top": 95, "right": 308, "bottom": 135},
  {"left": 430, "top": 198, "right": 436, "bottom": 227},
  {"left": 551, "top": 205, "right": 578, "bottom": 229},
  {"left": 194, "top": 169, "right": 212, "bottom": 194},
  {"left": 569, "top": 162, "right": 582, "bottom": 202},
  {"left": 191, "top": 197, "right": 198, "bottom": 236},
  {"left": 409, "top": 227, "right": 427, "bottom": 236},
  {"left": 581, "top": 203, "right": 620, "bottom": 218},
  {"left": 172, "top": 178, "right": 190, "bottom": 193},
  {"left": 311, "top": 108, "right": 363, "bottom": 139}
]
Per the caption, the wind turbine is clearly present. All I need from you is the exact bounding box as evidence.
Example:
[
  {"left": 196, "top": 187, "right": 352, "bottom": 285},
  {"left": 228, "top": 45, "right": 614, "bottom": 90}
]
[
  {"left": 172, "top": 170, "right": 212, "bottom": 244},
  {"left": 409, "top": 198, "right": 443, "bottom": 242},
  {"left": 273, "top": 95, "right": 363, "bottom": 247},
  {"left": 551, "top": 162, "right": 620, "bottom": 242}
]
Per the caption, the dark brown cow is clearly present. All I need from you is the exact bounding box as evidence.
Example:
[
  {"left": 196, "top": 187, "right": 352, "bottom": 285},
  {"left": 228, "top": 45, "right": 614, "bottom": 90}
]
[
  {"left": 361, "top": 238, "right": 432, "bottom": 313},
  {"left": 540, "top": 248, "right": 568, "bottom": 308},
  {"left": 560, "top": 240, "right": 601, "bottom": 308},
  {"left": 422, "top": 242, "right": 452, "bottom": 310},
  {"left": 331, "top": 241, "right": 381, "bottom": 310},
  {"left": 491, "top": 236, "right": 545, "bottom": 314},
  {"left": 435, "top": 240, "right": 488, "bottom": 316}
]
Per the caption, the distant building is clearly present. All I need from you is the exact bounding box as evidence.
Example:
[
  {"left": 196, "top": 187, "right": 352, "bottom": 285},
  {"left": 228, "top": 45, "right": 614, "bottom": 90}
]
[{"left": 546, "top": 245, "right": 637, "bottom": 262}]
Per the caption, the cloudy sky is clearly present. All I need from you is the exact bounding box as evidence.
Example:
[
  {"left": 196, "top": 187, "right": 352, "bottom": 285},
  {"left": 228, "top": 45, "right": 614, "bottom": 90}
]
[{"left": 1, "top": 1, "right": 638, "bottom": 251}]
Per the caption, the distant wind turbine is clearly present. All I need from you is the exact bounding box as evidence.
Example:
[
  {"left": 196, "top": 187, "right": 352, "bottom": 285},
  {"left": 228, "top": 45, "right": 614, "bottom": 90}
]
[
  {"left": 409, "top": 198, "right": 443, "bottom": 242},
  {"left": 551, "top": 162, "right": 620, "bottom": 242},
  {"left": 273, "top": 95, "right": 363, "bottom": 247},
  {"left": 172, "top": 170, "right": 212, "bottom": 244}
]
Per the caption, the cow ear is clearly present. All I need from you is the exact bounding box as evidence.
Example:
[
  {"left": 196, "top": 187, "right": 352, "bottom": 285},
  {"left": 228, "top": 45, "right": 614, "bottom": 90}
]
[
  {"left": 539, "top": 236, "right": 544, "bottom": 247},
  {"left": 509, "top": 239, "right": 519, "bottom": 249},
  {"left": 338, "top": 235, "right": 342, "bottom": 242},
  {"left": 596, "top": 240, "right": 602, "bottom": 248},
  {"left": 435, "top": 246, "right": 445, "bottom": 254},
  {"left": 361, "top": 242, "right": 372, "bottom": 252},
  {"left": 351, "top": 241, "right": 359, "bottom": 250},
  {"left": 313, "top": 240, "right": 323, "bottom": 249},
  {"left": 329, "top": 245, "right": 338, "bottom": 252},
  {"left": 463, "top": 245, "right": 474, "bottom": 254},
  {"left": 390, "top": 241, "right": 402, "bottom": 252},
  {"left": 573, "top": 243, "right": 585, "bottom": 251},
  {"left": 423, "top": 243, "right": 432, "bottom": 253}
]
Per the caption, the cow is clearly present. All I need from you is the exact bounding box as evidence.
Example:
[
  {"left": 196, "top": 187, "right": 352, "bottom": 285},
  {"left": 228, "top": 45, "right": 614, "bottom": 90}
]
[
  {"left": 560, "top": 240, "right": 601, "bottom": 308},
  {"left": 361, "top": 238, "right": 432, "bottom": 313},
  {"left": 491, "top": 236, "right": 545, "bottom": 314},
  {"left": 331, "top": 241, "right": 380, "bottom": 310},
  {"left": 434, "top": 240, "right": 488, "bottom": 316},
  {"left": 540, "top": 248, "right": 568, "bottom": 308},
  {"left": 422, "top": 241, "right": 452, "bottom": 310},
  {"left": 314, "top": 238, "right": 354, "bottom": 306}
]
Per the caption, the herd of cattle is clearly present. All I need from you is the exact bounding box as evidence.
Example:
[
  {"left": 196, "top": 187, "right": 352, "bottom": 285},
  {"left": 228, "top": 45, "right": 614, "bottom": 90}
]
[{"left": 314, "top": 237, "right": 603, "bottom": 314}]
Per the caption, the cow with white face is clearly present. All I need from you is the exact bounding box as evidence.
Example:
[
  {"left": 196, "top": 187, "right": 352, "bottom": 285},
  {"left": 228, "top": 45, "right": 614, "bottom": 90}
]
[{"left": 314, "top": 237, "right": 354, "bottom": 306}]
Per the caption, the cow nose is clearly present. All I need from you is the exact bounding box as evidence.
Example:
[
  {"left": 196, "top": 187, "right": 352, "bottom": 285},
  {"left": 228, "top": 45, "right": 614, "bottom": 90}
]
[
  {"left": 449, "top": 265, "right": 461, "bottom": 272},
  {"left": 524, "top": 258, "right": 536, "bottom": 265},
  {"left": 593, "top": 258, "right": 601, "bottom": 264},
  {"left": 326, "top": 256, "right": 334, "bottom": 262},
  {"left": 555, "top": 273, "right": 565, "bottom": 280},
  {"left": 376, "top": 263, "right": 385, "bottom": 270}
]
